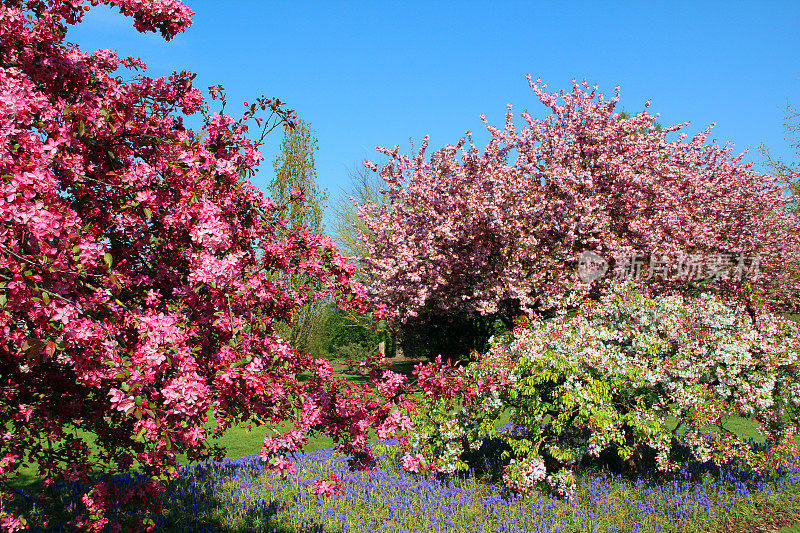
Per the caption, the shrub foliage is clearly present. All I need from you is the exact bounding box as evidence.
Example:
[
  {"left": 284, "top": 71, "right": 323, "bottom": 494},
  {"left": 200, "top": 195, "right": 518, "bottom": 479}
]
[{"left": 402, "top": 282, "right": 800, "bottom": 495}]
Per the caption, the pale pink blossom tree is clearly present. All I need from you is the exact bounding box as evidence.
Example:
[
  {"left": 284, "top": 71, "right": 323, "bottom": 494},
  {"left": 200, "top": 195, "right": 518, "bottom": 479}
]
[{"left": 356, "top": 78, "right": 800, "bottom": 344}]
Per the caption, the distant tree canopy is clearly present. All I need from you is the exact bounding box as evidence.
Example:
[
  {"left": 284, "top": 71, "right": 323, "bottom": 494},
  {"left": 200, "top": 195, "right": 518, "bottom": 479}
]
[
  {"left": 330, "top": 161, "right": 387, "bottom": 262},
  {"left": 760, "top": 101, "right": 800, "bottom": 215}
]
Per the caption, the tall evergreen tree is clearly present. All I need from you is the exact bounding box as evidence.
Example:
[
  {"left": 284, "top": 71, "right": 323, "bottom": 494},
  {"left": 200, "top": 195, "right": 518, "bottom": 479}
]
[
  {"left": 270, "top": 118, "right": 330, "bottom": 354},
  {"left": 271, "top": 118, "right": 327, "bottom": 234}
]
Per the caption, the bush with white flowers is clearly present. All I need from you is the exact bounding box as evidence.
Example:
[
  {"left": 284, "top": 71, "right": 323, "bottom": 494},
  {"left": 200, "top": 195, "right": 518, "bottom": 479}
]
[
  {"left": 502, "top": 456, "right": 547, "bottom": 495},
  {"left": 403, "top": 281, "right": 800, "bottom": 496}
]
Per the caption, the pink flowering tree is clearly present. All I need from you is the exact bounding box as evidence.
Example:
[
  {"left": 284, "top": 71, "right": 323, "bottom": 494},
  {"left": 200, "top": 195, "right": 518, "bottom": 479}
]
[
  {"left": 0, "top": 0, "right": 421, "bottom": 529},
  {"left": 356, "top": 78, "right": 800, "bottom": 357}
]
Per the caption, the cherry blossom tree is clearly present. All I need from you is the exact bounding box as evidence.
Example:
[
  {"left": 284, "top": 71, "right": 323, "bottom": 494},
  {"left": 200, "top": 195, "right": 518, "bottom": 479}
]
[
  {"left": 356, "top": 78, "right": 800, "bottom": 347},
  {"left": 0, "top": 1, "right": 410, "bottom": 529}
]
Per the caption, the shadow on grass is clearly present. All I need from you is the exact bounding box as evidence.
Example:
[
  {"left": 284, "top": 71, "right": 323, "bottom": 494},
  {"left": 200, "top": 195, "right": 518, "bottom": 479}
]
[
  {"left": 7, "top": 466, "right": 339, "bottom": 533},
  {"left": 386, "top": 357, "right": 429, "bottom": 380},
  {"left": 147, "top": 456, "right": 359, "bottom": 533},
  {"left": 158, "top": 495, "right": 338, "bottom": 533},
  {"left": 6, "top": 469, "right": 44, "bottom": 492}
]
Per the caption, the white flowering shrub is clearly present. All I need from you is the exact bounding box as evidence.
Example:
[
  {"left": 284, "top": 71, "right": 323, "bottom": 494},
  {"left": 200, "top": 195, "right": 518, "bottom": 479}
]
[
  {"left": 400, "top": 389, "right": 487, "bottom": 475},
  {"left": 402, "top": 281, "right": 800, "bottom": 496}
]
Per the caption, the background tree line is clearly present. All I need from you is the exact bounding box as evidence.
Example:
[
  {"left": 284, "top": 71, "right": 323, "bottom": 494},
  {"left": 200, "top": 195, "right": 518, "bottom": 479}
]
[{"left": 269, "top": 118, "right": 391, "bottom": 366}]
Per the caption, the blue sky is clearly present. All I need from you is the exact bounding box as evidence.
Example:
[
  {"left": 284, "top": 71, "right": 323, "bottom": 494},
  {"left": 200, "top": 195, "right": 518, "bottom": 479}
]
[{"left": 69, "top": 1, "right": 799, "bottom": 229}]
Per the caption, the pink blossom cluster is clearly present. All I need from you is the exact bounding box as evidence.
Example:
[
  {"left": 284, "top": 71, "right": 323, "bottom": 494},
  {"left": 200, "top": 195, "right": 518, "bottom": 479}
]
[
  {"left": 268, "top": 455, "right": 296, "bottom": 479},
  {"left": 401, "top": 452, "right": 430, "bottom": 474},
  {"left": 312, "top": 473, "right": 345, "bottom": 498},
  {"left": 412, "top": 355, "right": 465, "bottom": 399}
]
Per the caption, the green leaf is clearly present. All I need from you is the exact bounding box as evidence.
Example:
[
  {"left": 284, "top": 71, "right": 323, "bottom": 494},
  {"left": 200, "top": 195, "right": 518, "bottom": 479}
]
[
  {"left": 121, "top": 382, "right": 130, "bottom": 392},
  {"left": 0, "top": 294, "right": 6, "bottom": 307},
  {"left": 143, "top": 207, "right": 152, "bottom": 221},
  {"left": 103, "top": 253, "right": 113, "bottom": 269},
  {"left": 42, "top": 292, "right": 50, "bottom": 305}
]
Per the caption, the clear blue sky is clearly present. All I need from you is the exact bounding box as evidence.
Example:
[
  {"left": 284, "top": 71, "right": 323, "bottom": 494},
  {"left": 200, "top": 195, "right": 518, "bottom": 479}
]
[{"left": 69, "top": 1, "right": 800, "bottom": 230}]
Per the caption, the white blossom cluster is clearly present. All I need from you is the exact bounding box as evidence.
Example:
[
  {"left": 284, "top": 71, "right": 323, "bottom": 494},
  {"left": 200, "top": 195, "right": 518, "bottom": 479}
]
[
  {"left": 545, "top": 468, "right": 577, "bottom": 498},
  {"left": 502, "top": 456, "right": 547, "bottom": 495},
  {"left": 406, "top": 403, "right": 485, "bottom": 475}
]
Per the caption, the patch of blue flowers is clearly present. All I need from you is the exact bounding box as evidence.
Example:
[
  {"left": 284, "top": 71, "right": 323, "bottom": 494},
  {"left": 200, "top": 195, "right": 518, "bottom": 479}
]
[{"left": 14, "top": 436, "right": 800, "bottom": 532}]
